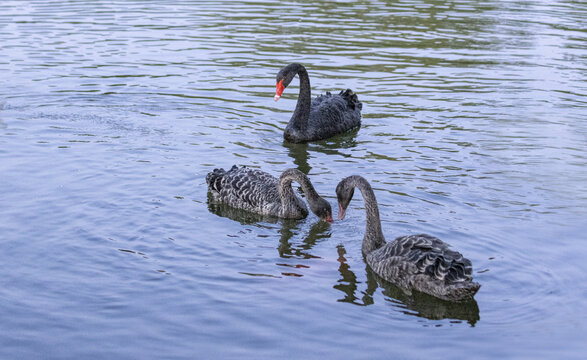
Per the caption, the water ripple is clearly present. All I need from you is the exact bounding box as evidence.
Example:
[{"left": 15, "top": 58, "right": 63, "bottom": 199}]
[{"left": 1, "top": 0, "right": 586, "bottom": 358}]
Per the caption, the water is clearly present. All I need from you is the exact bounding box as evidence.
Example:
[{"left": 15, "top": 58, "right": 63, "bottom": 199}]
[{"left": 1, "top": 0, "right": 586, "bottom": 358}]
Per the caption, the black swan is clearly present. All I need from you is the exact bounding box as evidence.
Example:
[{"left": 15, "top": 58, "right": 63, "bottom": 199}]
[
  {"left": 206, "top": 166, "right": 333, "bottom": 222},
  {"left": 274, "top": 63, "right": 362, "bottom": 143},
  {"left": 336, "top": 175, "right": 480, "bottom": 302}
]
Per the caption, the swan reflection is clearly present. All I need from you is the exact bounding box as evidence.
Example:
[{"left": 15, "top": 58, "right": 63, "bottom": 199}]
[
  {"left": 283, "top": 128, "right": 360, "bottom": 174},
  {"left": 277, "top": 219, "right": 331, "bottom": 259},
  {"left": 207, "top": 194, "right": 280, "bottom": 225},
  {"left": 208, "top": 197, "right": 331, "bottom": 276},
  {"left": 334, "top": 244, "right": 376, "bottom": 306}
]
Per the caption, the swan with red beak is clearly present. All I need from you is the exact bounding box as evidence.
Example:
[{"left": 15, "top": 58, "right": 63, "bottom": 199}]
[{"left": 273, "top": 63, "right": 362, "bottom": 143}]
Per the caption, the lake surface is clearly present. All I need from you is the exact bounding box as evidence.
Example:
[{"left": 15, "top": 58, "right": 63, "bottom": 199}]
[{"left": 1, "top": 0, "right": 586, "bottom": 358}]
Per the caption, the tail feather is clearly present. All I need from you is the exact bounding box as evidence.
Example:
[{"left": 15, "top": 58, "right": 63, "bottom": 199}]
[
  {"left": 339, "top": 89, "right": 362, "bottom": 110},
  {"left": 206, "top": 165, "right": 242, "bottom": 194},
  {"left": 446, "top": 281, "right": 481, "bottom": 301},
  {"left": 206, "top": 167, "right": 227, "bottom": 193}
]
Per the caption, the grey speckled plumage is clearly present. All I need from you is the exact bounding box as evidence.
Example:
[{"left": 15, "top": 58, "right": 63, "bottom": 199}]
[
  {"left": 274, "top": 63, "right": 362, "bottom": 143},
  {"left": 206, "top": 166, "right": 333, "bottom": 221},
  {"left": 336, "top": 175, "right": 480, "bottom": 302}
]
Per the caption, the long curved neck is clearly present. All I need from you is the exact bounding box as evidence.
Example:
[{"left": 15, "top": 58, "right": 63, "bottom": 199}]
[
  {"left": 349, "top": 176, "right": 386, "bottom": 255},
  {"left": 278, "top": 168, "right": 321, "bottom": 207},
  {"left": 289, "top": 65, "right": 311, "bottom": 131}
]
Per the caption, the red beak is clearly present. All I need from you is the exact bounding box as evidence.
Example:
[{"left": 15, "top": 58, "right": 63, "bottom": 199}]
[
  {"left": 325, "top": 215, "right": 334, "bottom": 223},
  {"left": 274, "top": 79, "right": 285, "bottom": 101}
]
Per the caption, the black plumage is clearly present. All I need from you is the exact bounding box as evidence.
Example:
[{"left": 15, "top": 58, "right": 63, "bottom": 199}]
[{"left": 274, "top": 63, "right": 362, "bottom": 143}]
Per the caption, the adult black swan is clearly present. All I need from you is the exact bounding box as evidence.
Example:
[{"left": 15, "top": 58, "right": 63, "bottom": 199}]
[
  {"left": 206, "top": 166, "right": 333, "bottom": 222},
  {"left": 336, "top": 175, "right": 480, "bottom": 302},
  {"left": 274, "top": 63, "right": 362, "bottom": 143}
]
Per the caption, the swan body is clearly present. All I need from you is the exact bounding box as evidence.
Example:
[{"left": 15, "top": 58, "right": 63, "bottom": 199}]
[
  {"left": 336, "top": 175, "right": 480, "bottom": 302},
  {"left": 206, "top": 166, "right": 333, "bottom": 221},
  {"left": 274, "top": 63, "right": 362, "bottom": 143}
]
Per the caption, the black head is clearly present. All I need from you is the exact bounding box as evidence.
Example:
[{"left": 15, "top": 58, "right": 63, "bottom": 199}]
[
  {"left": 274, "top": 63, "right": 304, "bottom": 101},
  {"left": 310, "top": 197, "right": 333, "bottom": 223},
  {"left": 336, "top": 177, "right": 356, "bottom": 220}
]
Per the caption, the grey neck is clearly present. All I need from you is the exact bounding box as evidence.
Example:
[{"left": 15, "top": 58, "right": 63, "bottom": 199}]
[
  {"left": 279, "top": 168, "right": 321, "bottom": 207},
  {"left": 348, "top": 176, "right": 386, "bottom": 255}
]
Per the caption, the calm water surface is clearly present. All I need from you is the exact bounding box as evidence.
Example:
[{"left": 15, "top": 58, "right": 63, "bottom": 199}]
[{"left": 1, "top": 0, "right": 586, "bottom": 358}]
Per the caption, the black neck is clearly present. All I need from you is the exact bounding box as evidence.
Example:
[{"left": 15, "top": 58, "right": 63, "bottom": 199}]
[{"left": 289, "top": 64, "right": 311, "bottom": 131}]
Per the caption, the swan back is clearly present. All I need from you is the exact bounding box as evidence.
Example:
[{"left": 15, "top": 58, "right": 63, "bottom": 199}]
[
  {"left": 302, "top": 89, "right": 362, "bottom": 141},
  {"left": 366, "top": 234, "right": 479, "bottom": 301}
]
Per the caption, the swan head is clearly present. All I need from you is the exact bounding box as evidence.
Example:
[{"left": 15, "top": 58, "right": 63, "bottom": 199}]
[
  {"left": 335, "top": 177, "right": 355, "bottom": 220},
  {"left": 274, "top": 63, "right": 303, "bottom": 101},
  {"left": 310, "top": 197, "right": 333, "bottom": 223}
]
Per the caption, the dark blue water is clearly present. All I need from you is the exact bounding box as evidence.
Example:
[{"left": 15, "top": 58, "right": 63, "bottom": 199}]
[{"left": 1, "top": 1, "right": 586, "bottom": 358}]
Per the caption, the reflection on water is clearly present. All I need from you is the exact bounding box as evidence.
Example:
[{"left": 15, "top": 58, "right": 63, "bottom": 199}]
[
  {"left": 283, "top": 128, "right": 360, "bottom": 174},
  {"left": 334, "top": 244, "right": 480, "bottom": 325},
  {"left": 277, "top": 220, "right": 331, "bottom": 260},
  {"left": 334, "top": 244, "right": 376, "bottom": 306},
  {"left": 207, "top": 193, "right": 281, "bottom": 225},
  {"left": 208, "top": 192, "right": 332, "bottom": 275},
  {"left": 375, "top": 268, "right": 481, "bottom": 326},
  {"left": 284, "top": 142, "right": 313, "bottom": 174}
]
